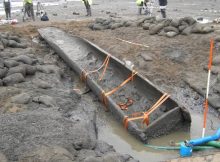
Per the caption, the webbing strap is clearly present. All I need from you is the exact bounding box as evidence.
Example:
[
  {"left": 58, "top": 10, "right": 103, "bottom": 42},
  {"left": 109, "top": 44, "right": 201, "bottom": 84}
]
[
  {"left": 101, "top": 71, "right": 137, "bottom": 110},
  {"left": 105, "top": 71, "right": 137, "bottom": 96},
  {"left": 80, "top": 55, "right": 110, "bottom": 82},
  {"left": 123, "top": 93, "right": 170, "bottom": 129}
]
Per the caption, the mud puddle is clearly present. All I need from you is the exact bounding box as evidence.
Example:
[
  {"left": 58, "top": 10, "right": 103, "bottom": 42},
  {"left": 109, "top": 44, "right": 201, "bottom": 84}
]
[{"left": 96, "top": 86, "right": 220, "bottom": 162}]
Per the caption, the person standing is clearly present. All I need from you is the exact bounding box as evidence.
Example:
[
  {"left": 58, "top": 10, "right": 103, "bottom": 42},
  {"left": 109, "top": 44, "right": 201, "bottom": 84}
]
[
  {"left": 158, "top": 0, "right": 167, "bottom": 18},
  {"left": 3, "top": 0, "right": 11, "bottom": 20},
  {"left": 23, "top": 0, "right": 35, "bottom": 21},
  {"left": 82, "top": 0, "right": 92, "bottom": 16},
  {"left": 136, "top": 0, "right": 148, "bottom": 15}
]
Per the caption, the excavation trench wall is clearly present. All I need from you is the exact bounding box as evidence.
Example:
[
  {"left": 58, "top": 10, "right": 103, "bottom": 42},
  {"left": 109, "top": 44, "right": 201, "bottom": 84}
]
[{"left": 38, "top": 27, "right": 191, "bottom": 143}]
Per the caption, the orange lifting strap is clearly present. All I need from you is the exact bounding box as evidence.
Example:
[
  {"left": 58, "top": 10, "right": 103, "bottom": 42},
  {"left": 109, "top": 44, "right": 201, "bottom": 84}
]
[
  {"left": 80, "top": 55, "right": 110, "bottom": 82},
  {"left": 101, "top": 71, "right": 138, "bottom": 110},
  {"left": 123, "top": 93, "right": 170, "bottom": 129}
]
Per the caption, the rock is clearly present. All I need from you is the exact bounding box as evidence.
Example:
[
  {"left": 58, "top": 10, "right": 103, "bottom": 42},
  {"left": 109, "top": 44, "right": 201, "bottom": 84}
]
[
  {"left": 214, "top": 36, "right": 220, "bottom": 42},
  {"left": 162, "top": 19, "right": 172, "bottom": 27},
  {"left": 166, "top": 31, "right": 178, "bottom": 38},
  {"left": 3, "top": 73, "right": 25, "bottom": 86},
  {"left": 127, "top": 159, "right": 139, "bottom": 162},
  {"left": 7, "top": 65, "right": 26, "bottom": 77},
  {"left": 0, "top": 68, "right": 8, "bottom": 79},
  {"left": 170, "top": 19, "right": 180, "bottom": 27},
  {"left": 194, "top": 94, "right": 200, "bottom": 100},
  {"left": 0, "top": 79, "right": 3, "bottom": 86},
  {"left": 192, "top": 24, "right": 214, "bottom": 34},
  {"left": 209, "top": 97, "right": 220, "bottom": 108},
  {"left": 103, "top": 152, "right": 124, "bottom": 162},
  {"left": 88, "top": 23, "right": 94, "bottom": 29},
  {"left": 140, "top": 53, "right": 153, "bottom": 61},
  {"left": 182, "top": 16, "right": 196, "bottom": 25},
  {"left": 77, "top": 149, "right": 97, "bottom": 161},
  {"left": 158, "top": 30, "right": 166, "bottom": 36},
  {"left": 0, "top": 58, "right": 4, "bottom": 68},
  {"left": 36, "top": 65, "right": 59, "bottom": 74},
  {"left": 8, "top": 36, "right": 21, "bottom": 43},
  {"left": 0, "top": 152, "right": 8, "bottom": 162},
  {"left": 217, "top": 75, "right": 220, "bottom": 83},
  {"left": 181, "top": 26, "right": 192, "bottom": 35},
  {"left": 11, "top": 93, "right": 31, "bottom": 104},
  {"left": 8, "top": 40, "right": 27, "bottom": 48},
  {"left": 1, "top": 38, "right": 8, "bottom": 47},
  {"left": 25, "top": 65, "right": 37, "bottom": 75},
  {"left": 213, "top": 84, "right": 220, "bottom": 93},
  {"left": 95, "top": 141, "right": 115, "bottom": 154},
  {"left": 95, "top": 18, "right": 106, "bottom": 24},
  {"left": 4, "top": 60, "right": 19, "bottom": 68},
  {"left": 18, "top": 145, "right": 74, "bottom": 162},
  {"left": 149, "top": 23, "right": 164, "bottom": 35},
  {"left": 144, "top": 17, "right": 155, "bottom": 24},
  {"left": 178, "top": 25, "right": 188, "bottom": 32},
  {"left": 84, "top": 156, "right": 102, "bottom": 162},
  {"left": 142, "top": 23, "right": 151, "bottom": 30},
  {"left": 12, "top": 55, "right": 33, "bottom": 65},
  {"left": 34, "top": 79, "right": 52, "bottom": 89},
  {"left": 136, "top": 17, "right": 151, "bottom": 26},
  {"left": 202, "top": 26, "right": 214, "bottom": 33},
  {"left": 213, "top": 55, "right": 220, "bottom": 65},
  {"left": 121, "top": 154, "right": 132, "bottom": 161},
  {"left": 102, "top": 18, "right": 113, "bottom": 26},
  {"left": 0, "top": 40, "right": 4, "bottom": 51},
  {"left": 92, "top": 24, "right": 106, "bottom": 30},
  {"left": 163, "top": 26, "right": 179, "bottom": 33},
  {"left": 33, "top": 95, "right": 57, "bottom": 107},
  {"left": 111, "top": 23, "right": 124, "bottom": 30}
]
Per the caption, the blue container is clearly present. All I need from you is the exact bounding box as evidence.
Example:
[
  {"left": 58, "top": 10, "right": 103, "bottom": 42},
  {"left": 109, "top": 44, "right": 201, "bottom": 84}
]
[{"left": 180, "top": 143, "right": 192, "bottom": 157}]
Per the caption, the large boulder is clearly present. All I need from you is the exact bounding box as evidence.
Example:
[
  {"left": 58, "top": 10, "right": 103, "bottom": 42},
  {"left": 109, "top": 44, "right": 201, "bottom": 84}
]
[
  {"left": 0, "top": 58, "right": 4, "bottom": 68},
  {"left": 0, "top": 68, "right": 8, "bottom": 79},
  {"left": 191, "top": 24, "right": 214, "bottom": 33},
  {"left": 213, "top": 55, "right": 220, "bottom": 65},
  {"left": 149, "top": 23, "right": 164, "bottom": 35},
  {"left": 32, "top": 95, "right": 57, "bottom": 107},
  {"left": 181, "top": 26, "right": 193, "bottom": 35},
  {"left": 7, "top": 65, "right": 26, "bottom": 77},
  {"left": 3, "top": 73, "right": 25, "bottom": 86},
  {"left": 163, "top": 26, "right": 179, "bottom": 33},
  {"left": 142, "top": 23, "right": 151, "bottom": 30},
  {"left": 166, "top": 31, "right": 178, "bottom": 38},
  {"left": 12, "top": 55, "right": 33, "bottom": 65},
  {"left": 4, "top": 60, "right": 19, "bottom": 68},
  {"left": 11, "top": 93, "right": 31, "bottom": 104}
]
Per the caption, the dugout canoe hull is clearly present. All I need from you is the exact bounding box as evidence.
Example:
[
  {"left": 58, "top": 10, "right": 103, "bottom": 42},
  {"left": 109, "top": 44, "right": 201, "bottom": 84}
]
[{"left": 38, "top": 27, "right": 191, "bottom": 143}]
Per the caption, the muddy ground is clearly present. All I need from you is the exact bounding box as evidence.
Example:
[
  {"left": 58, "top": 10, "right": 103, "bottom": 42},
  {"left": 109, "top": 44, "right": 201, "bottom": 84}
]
[{"left": 0, "top": 0, "right": 220, "bottom": 162}]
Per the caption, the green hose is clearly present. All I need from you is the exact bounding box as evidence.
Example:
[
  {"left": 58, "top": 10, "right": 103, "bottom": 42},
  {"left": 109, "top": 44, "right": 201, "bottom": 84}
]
[
  {"left": 175, "top": 141, "right": 220, "bottom": 148},
  {"left": 144, "top": 144, "right": 215, "bottom": 151},
  {"left": 203, "top": 141, "right": 220, "bottom": 148}
]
